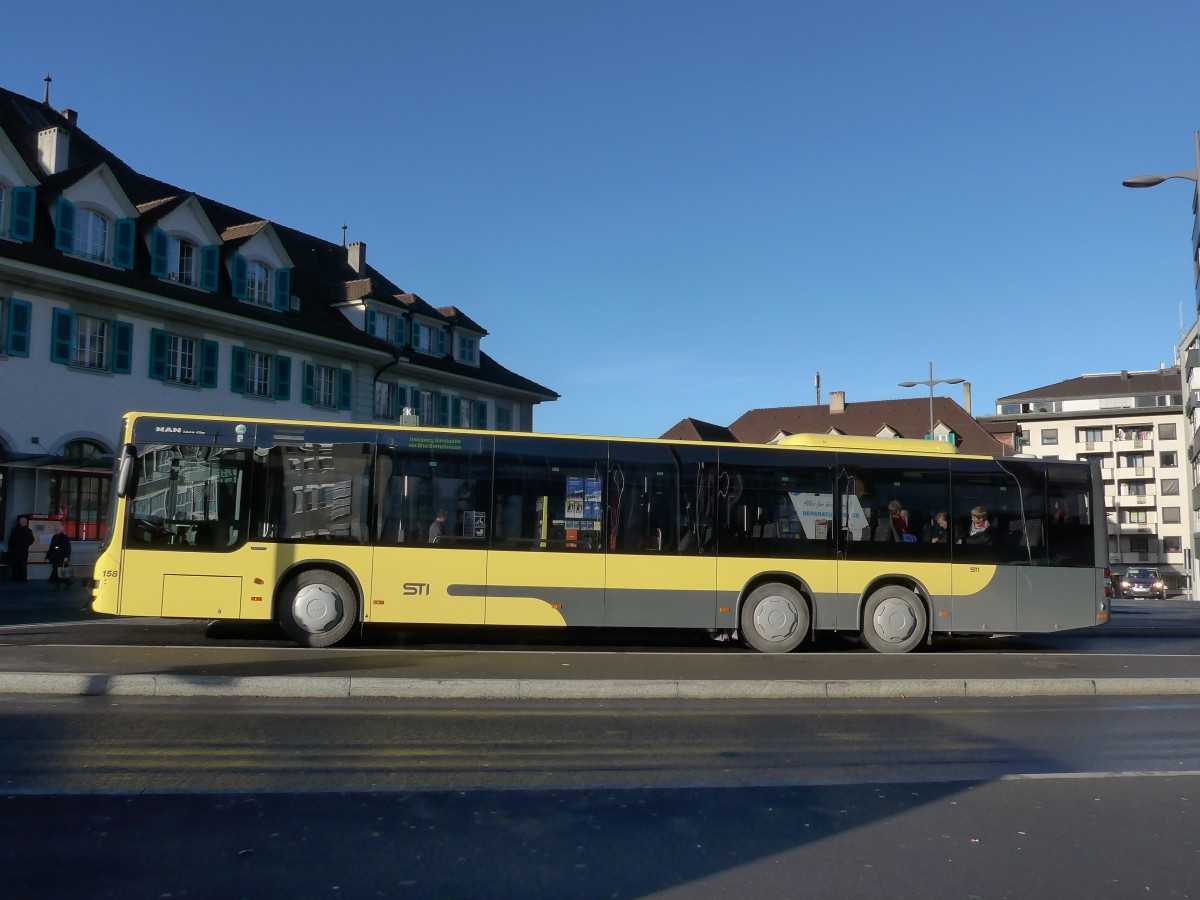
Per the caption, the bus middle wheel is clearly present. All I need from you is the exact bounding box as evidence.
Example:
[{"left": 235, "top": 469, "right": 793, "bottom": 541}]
[
  {"left": 740, "top": 583, "right": 809, "bottom": 653},
  {"left": 861, "top": 585, "right": 926, "bottom": 654}
]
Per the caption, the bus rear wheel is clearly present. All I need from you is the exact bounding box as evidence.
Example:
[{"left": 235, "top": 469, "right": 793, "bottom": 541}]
[
  {"left": 861, "top": 586, "right": 926, "bottom": 654},
  {"left": 279, "top": 569, "right": 358, "bottom": 648},
  {"left": 740, "top": 583, "right": 809, "bottom": 653}
]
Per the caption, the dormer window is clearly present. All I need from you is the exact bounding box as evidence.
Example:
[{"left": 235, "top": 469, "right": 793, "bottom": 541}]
[
  {"left": 246, "top": 261, "right": 270, "bottom": 306},
  {"left": 74, "top": 209, "right": 108, "bottom": 260},
  {"left": 411, "top": 322, "right": 446, "bottom": 356},
  {"left": 55, "top": 198, "right": 135, "bottom": 269},
  {"left": 457, "top": 335, "right": 478, "bottom": 365},
  {"left": 170, "top": 238, "right": 196, "bottom": 286},
  {"left": 232, "top": 252, "right": 291, "bottom": 309}
]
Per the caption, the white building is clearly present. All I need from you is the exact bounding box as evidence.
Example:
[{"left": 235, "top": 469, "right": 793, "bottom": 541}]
[
  {"left": 0, "top": 84, "right": 556, "bottom": 564},
  {"left": 981, "top": 370, "right": 1190, "bottom": 589}
]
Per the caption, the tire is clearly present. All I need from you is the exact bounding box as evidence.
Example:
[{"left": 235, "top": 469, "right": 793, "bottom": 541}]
[
  {"left": 278, "top": 569, "right": 358, "bottom": 648},
  {"left": 739, "top": 583, "right": 809, "bottom": 653},
  {"left": 860, "top": 585, "right": 927, "bottom": 654}
]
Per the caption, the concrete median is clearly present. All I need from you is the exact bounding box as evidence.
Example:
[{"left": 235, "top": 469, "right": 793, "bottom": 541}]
[{"left": 5, "top": 671, "right": 1200, "bottom": 700}]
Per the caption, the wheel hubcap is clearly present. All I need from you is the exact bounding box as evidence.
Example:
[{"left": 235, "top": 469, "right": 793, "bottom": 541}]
[
  {"left": 753, "top": 594, "right": 799, "bottom": 642},
  {"left": 871, "top": 596, "right": 917, "bottom": 644},
  {"left": 291, "top": 583, "right": 343, "bottom": 634}
]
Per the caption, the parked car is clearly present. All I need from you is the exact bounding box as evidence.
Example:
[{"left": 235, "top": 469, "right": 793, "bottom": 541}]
[{"left": 1118, "top": 567, "right": 1167, "bottom": 600}]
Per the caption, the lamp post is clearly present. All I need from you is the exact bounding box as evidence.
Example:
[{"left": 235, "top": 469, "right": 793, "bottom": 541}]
[
  {"left": 1122, "top": 131, "right": 1200, "bottom": 594},
  {"left": 898, "top": 362, "right": 964, "bottom": 441}
]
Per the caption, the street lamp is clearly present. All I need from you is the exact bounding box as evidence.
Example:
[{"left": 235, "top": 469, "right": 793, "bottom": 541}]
[
  {"left": 1121, "top": 131, "right": 1200, "bottom": 191},
  {"left": 898, "top": 362, "right": 964, "bottom": 441},
  {"left": 1122, "top": 131, "right": 1200, "bottom": 594}
]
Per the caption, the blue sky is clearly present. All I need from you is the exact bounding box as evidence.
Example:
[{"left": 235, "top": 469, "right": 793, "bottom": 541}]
[{"left": 7, "top": 1, "right": 1200, "bottom": 437}]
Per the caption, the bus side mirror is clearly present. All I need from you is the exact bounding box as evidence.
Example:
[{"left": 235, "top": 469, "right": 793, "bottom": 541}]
[{"left": 116, "top": 444, "right": 136, "bottom": 498}]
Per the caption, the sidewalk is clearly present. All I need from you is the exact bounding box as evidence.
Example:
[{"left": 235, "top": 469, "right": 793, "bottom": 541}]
[{"left": 0, "top": 576, "right": 91, "bottom": 611}]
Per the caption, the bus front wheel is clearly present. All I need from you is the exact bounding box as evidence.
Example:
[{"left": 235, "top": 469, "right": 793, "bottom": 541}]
[
  {"left": 861, "top": 586, "right": 926, "bottom": 654},
  {"left": 279, "top": 569, "right": 358, "bottom": 648},
  {"left": 740, "top": 583, "right": 809, "bottom": 653}
]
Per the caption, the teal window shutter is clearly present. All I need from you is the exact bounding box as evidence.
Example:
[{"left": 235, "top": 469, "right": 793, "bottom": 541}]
[
  {"left": 274, "top": 355, "right": 291, "bottom": 400},
  {"left": 149, "top": 329, "right": 169, "bottom": 380},
  {"left": 6, "top": 299, "right": 31, "bottom": 356},
  {"left": 199, "top": 340, "right": 219, "bottom": 388},
  {"left": 111, "top": 321, "right": 133, "bottom": 374},
  {"left": 302, "top": 363, "right": 315, "bottom": 405},
  {"left": 54, "top": 198, "right": 76, "bottom": 252},
  {"left": 274, "top": 267, "right": 291, "bottom": 310},
  {"left": 150, "top": 228, "right": 169, "bottom": 278},
  {"left": 451, "top": 397, "right": 461, "bottom": 426},
  {"left": 437, "top": 393, "right": 450, "bottom": 427},
  {"left": 475, "top": 400, "right": 488, "bottom": 430},
  {"left": 394, "top": 317, "right": 407, "bottom": 346},
  {"left": 366, "top": 308, "right": 376, "bottom": 336},
  {"left": 200, "top": 245, "right": 219, "bottom": 292},
  {"left": 10, "top": 187, "right": 35, "bottom": 242},
  {"left": 51, "top": 309, "right": 73, "bottom": 364},
  {"left": 230, "top": 346, "right": 247, "bottom": 393},
  {"left": 113, "top": 219, "right": 136, "bottom": 269},
  {"left": 436, "top": 328, "right": 447, "bottom": 356},
  {"left": 231, "top": 253, "right": 247, "bottom": 300},
  {"left": 338, "top": 368, "right": 353, "bottom": 410}
]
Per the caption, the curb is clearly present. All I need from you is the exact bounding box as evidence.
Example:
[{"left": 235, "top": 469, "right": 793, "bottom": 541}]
[{"left": 5, "top": 673, "right": 1200, "bottom": 700}]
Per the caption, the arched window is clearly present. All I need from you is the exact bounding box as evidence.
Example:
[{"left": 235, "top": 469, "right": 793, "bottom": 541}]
[
  {"left": 63, "top": 439, "right": 108, "bottom": 458},
  {"left": 246, "top": 261, "right": 271, "bottom": 306},
  {"left": 74, "top": 209, "right": 109, "bottom": 260},
  {"left": 51, "top": 440, "right": 112, "bottom": 541}
]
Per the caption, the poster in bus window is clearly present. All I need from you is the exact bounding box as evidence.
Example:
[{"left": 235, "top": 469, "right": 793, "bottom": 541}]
[
  {"left": 565, "top": 475, "right": 602, "bottom": 533},
  {"left": 787, "top": 492, "right": 866, "bottom": 540}
]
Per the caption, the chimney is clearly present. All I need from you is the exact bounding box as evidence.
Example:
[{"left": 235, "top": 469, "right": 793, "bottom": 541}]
[
  {"left": 962, "top": 382, "right": 972, "bottom": 416},
  {"left": 348, "top": 241, "right": 366, "bottom": 274},
  {"left": 829, "top": 390, "right": 845, "bottom": 414},
  {"left": 37, "top": 126, "right": 70, "bottom": 176},
  {"left": 61, "top": 109, "right": 78, "bottom": 126}
]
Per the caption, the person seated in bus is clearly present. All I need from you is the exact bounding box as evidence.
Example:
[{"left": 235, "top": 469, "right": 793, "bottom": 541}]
[
  {"left": 428, "top": 509, "right": 448, "bottom": 544},
  {"left": 957, "top": 506, "right": 996, "bottom": 545},
  {"left": 887, "top": 500, "right": 908, "bottom": 538},
  {"left": 927, "top": 511, "right": 950, "bottom": 544}
]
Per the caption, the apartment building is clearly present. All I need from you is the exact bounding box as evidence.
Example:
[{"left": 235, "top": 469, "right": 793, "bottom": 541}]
[
  {"left": 982, "top": 370, "right": 1189, "bottom": 589},
  {"left": 0, "top": 84, "right": 556, "bottom": 550}
]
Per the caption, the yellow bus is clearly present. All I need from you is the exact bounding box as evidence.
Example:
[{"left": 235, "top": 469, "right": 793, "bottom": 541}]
[{"left": 91, "top": 412, "right": 1109, "bottom": 653}]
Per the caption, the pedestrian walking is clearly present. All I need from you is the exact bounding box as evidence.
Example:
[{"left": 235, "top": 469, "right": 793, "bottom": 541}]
[
  {"left": 46, "top": 525, "right": 72, "bottom": 589},
  {"left": 5, "top": 516, "right": 35, "bottom": 582}
]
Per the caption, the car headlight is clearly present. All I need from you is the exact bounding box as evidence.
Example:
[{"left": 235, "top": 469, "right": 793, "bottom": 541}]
[
  {"left": 1120, "top": 581, "right": 1131, "bottom": 588},
  {"left": 1154, "top": 581, "right": 1164, "bottom": 589}
]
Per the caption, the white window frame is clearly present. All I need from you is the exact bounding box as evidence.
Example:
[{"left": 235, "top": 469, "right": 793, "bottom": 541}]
[
  {"left": 246, "top": 261, "right": 271, "bottom": 307},
  {"left": 170, "top": 237, "right": 197, "bottom": 287},
  {"left": 247, "top": 350, "right": 272, "bottom": 398},
  {"left": 412, "top": 322, "right": 431, "bottom": 353},
  {"left": 419, "top": 389, "right": 436, "bottom": 426},
  {"left": 314, "top": 364, "right": 337, "bottom": 409},
  {"left": 74, "top": 208, "right": 109, "bottom": 261},
  {"left": 457, "top": 398, "right": 475, "bottom": 428},
  {"left": 375, "top": 381, "right": 399, "bottom": 420},
  {"left": 164, "top": 333, "right": 197, "bottom": 385},
  {"left": 73, "top": 315, "right": 108, "bottom": 369},
  {"left": 374, "top": 310, "right": 393, "bottom": 341}
]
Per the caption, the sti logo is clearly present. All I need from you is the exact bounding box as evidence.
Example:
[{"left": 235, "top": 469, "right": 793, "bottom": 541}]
[{"left": 403, "top": 582, "right": 430, "bottom": 596}]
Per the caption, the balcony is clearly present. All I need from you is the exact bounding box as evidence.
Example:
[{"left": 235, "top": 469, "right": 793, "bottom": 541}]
[
  {"left": 1081, "top": 440, "right": 1112, "bottom": 453},
  {"left": 1114, "top": 493, "right": 1156, "bottom": 509},
  {"left": 1115, "top": 465, "right": 1155, "bottom": 480},
  {"left": 1114, "top": 436, "right": 1154, "bottom": 451},
  {"left": 1116, "top": 522, "right": 1155, "bottom": 535}
]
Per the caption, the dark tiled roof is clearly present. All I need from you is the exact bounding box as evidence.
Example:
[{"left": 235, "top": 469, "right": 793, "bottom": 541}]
[
  {"left": 437, "top": 306, "right": 488, "bottom": 336},
  {"left": 0, "top": 84, "right": 557, "bottom": 402},
  {"left": 998, "top": 370, "right": 1181, "bottom": 402},
  {"left": 659, "top": 418, "right": 737, "bottom": 443},
  {"left": 726, "top": 397, "right": 1006, "bottom": 456}
]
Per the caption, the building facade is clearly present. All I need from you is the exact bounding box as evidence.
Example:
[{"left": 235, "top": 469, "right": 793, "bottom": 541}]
[
  {"left": 0, "top": 85, "right": 556, "bottom": 559},
  {"left": 982, "top": 370, "right": 1190, "bottom": 589}
]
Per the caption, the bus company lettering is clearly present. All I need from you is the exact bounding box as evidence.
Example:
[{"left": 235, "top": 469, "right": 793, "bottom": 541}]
[{"left": 403, "top": 582, "right": 430, "bottom": 596}]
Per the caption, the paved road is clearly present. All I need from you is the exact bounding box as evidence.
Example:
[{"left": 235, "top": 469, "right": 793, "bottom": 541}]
[{"left": 3, "top": 585, "right": 1200, "bottom": 698}]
